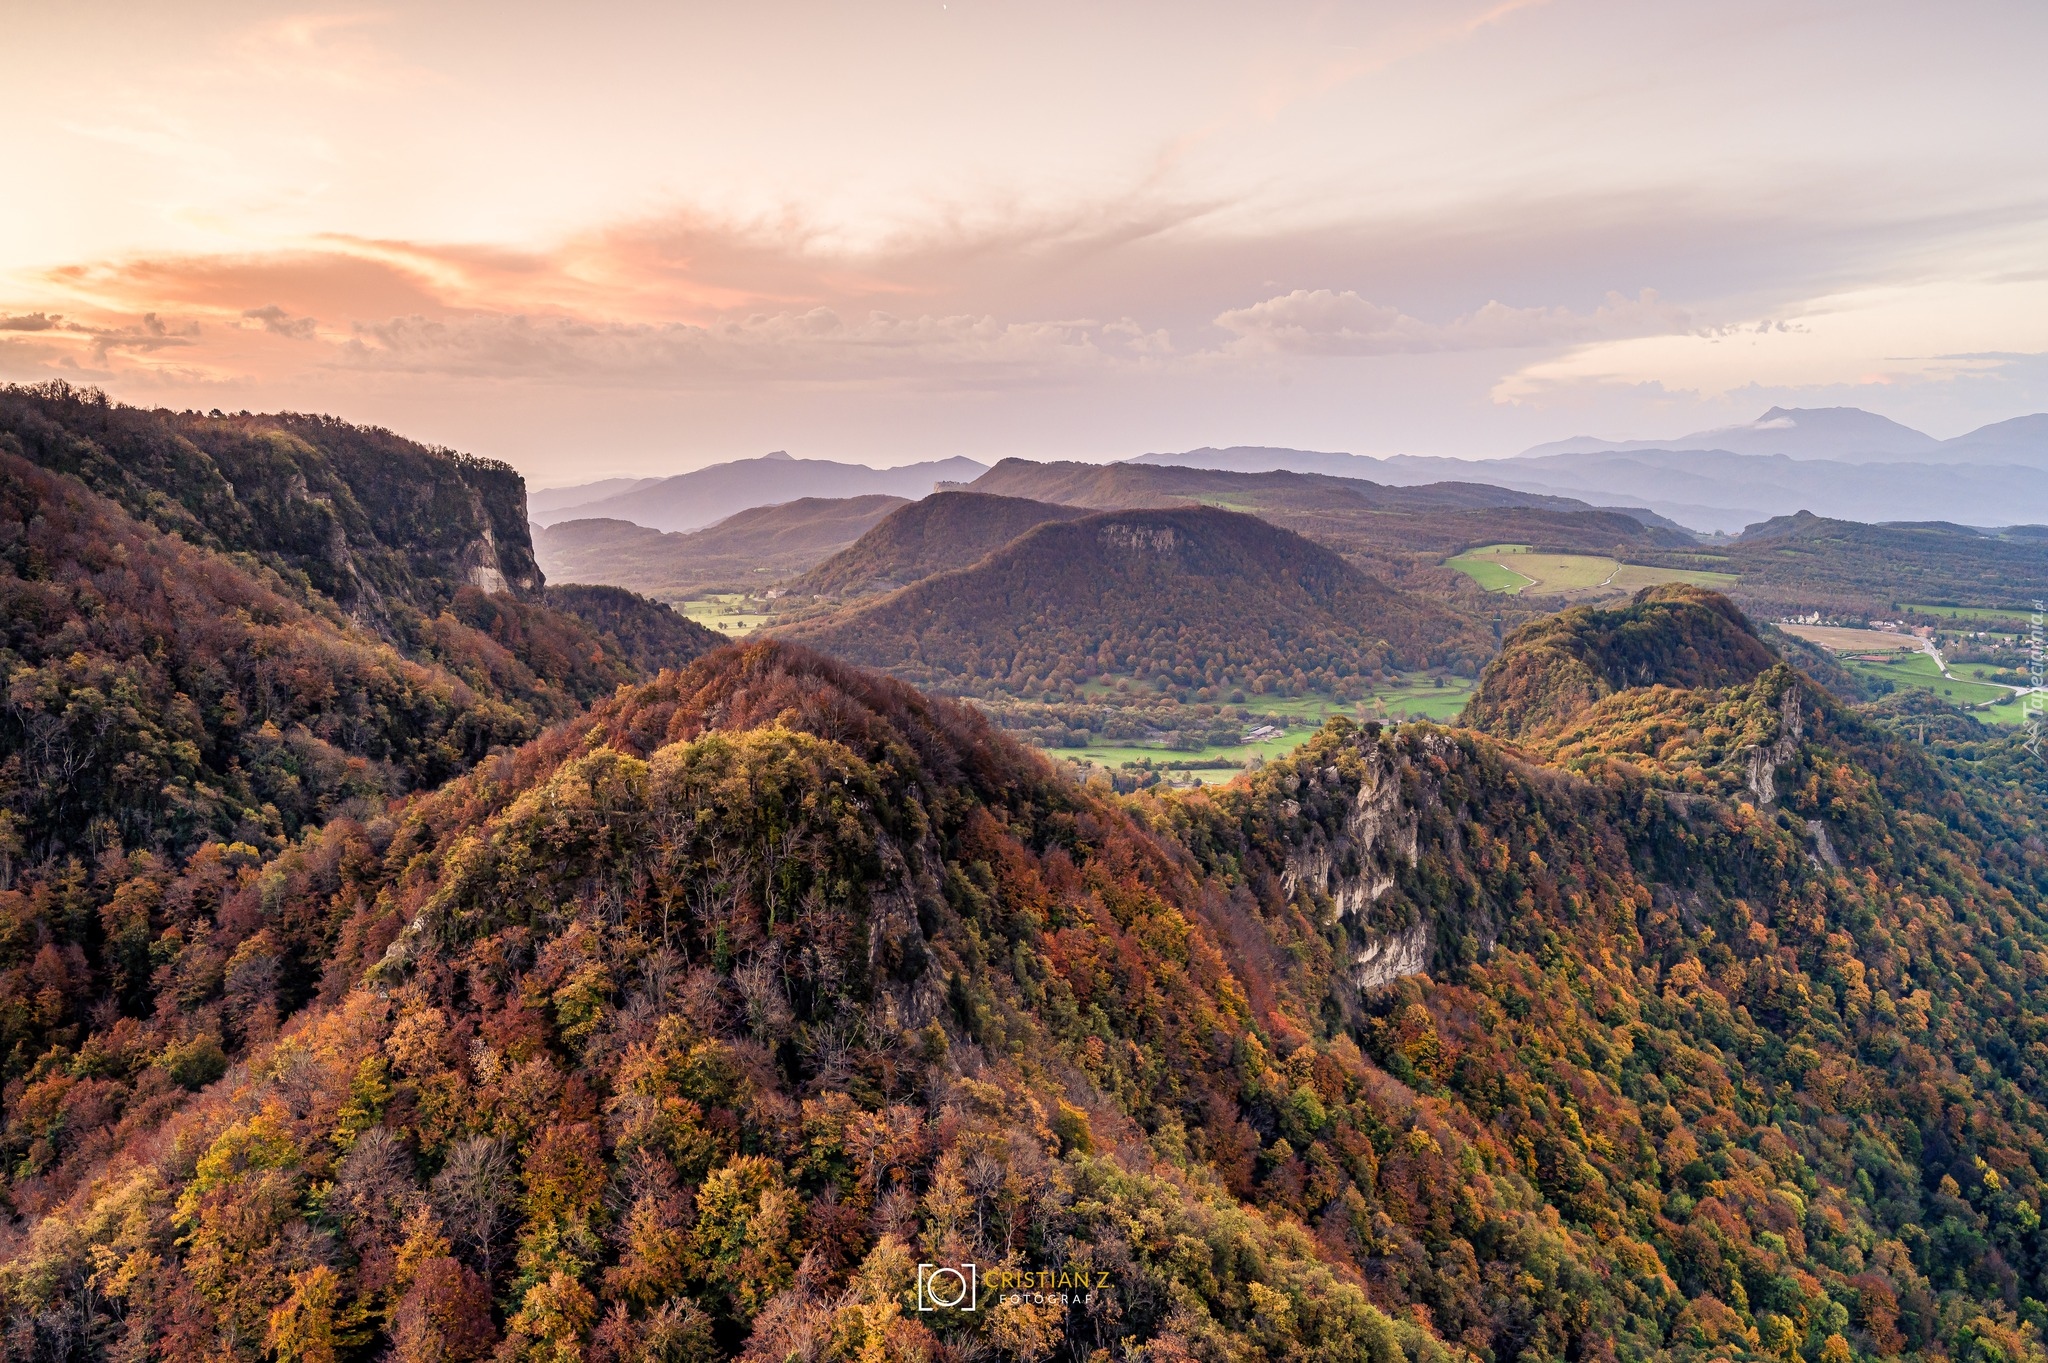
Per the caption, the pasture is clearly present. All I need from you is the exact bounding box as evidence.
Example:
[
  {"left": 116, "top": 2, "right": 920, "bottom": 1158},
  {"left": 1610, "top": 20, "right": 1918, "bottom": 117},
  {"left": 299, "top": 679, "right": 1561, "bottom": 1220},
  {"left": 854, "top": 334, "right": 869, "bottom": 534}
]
[{"left": 1447, "top": 544, "right": 1737, "bottom": 599}]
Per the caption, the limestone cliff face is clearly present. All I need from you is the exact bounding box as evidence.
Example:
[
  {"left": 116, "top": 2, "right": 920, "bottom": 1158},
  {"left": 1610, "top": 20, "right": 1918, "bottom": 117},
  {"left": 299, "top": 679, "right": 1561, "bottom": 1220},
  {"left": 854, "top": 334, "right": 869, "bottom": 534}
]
[
  {"left": 1278, "top": 735, "right": 1433, "bottom": 991},
  {"left": 1097, "top": 521, "right": 1183, "bottom": 556},
  {"left": 1744, "top": 684, "right": 1805, "bottom": 806},
  {"left": 0, "top": 387, "right": 544, "bottom": 630}
]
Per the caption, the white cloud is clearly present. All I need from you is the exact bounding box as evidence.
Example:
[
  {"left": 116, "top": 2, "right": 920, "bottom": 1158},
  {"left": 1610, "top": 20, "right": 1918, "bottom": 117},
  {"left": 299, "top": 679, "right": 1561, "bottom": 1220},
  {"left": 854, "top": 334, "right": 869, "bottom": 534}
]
[
  {"left": 332, "top": 308, "right": 1171, "bottom": 389},
  {"left": 1493, "top": 278, "right": 2048, "bottom": 403},
  {"left": 1213, "top": 287, "right": 1694, "bottom": 356}
]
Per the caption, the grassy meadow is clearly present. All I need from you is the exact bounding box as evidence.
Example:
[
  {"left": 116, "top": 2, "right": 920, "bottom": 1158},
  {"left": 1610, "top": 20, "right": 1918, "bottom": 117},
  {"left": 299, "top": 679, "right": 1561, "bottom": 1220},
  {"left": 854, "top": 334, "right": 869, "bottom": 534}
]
[{"left": 1447, "top": 543, "right": 1737, "bottom": 599}]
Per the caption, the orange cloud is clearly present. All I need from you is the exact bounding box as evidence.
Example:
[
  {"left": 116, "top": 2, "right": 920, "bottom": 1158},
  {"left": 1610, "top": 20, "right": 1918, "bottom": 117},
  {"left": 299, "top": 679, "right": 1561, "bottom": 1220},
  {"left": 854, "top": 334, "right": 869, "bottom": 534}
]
[{"left": 0, "top": 195, "right": 1234, "bottom": 395}]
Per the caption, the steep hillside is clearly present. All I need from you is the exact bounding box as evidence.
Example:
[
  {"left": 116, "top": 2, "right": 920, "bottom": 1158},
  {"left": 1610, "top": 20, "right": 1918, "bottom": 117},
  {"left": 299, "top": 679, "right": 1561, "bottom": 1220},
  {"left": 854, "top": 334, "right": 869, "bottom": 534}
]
[
  {"left": 782, "top": 505, "right": 1490, "bottom": 697},
  {"left": 790, "top": 491, "right": 1088, "bottom": 599},
  {"left": 4, "top": 606, "right": 2047, "bottom": 1363},
  {"left": 540, "top": 452, "right": 986, "bottom": 531},
  {"left": 543, "top": 585, "right": 726, "bottom": 674},
  {"left": 535, "top": 496, "right": 909, "bottom": 599},
  {"left": 0, "top": 448, "right": 644, "bottom": 866},
  {"left": 0, "top": 382, "right": 540, "bottom": 626}
]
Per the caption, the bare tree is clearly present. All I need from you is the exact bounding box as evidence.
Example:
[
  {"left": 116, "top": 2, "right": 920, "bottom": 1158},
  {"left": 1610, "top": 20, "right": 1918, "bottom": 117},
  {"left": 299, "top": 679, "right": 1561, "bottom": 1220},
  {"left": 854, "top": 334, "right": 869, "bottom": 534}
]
[{"left": 432, "top": 1136, "right": 517, "bottom": 1286}]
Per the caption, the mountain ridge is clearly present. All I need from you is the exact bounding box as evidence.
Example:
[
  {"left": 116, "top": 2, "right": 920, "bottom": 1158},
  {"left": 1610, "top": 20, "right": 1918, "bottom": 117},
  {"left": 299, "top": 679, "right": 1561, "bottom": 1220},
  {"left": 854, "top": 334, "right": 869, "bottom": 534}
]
[
  {"left": 789, "top": 491, "right": 1090, "bottom": 601},
  {"left": 1132, "top": 437, "right": 2048, "bottom": 533},
  {"left": 1520, "top": 404, "right": 2048, "bottom": 464},
  {"left": 535, "top": 495, "right": 911, "bottom": 600},
  {"left": 535, "top": 454, "right": 988, "bottom": 532}
]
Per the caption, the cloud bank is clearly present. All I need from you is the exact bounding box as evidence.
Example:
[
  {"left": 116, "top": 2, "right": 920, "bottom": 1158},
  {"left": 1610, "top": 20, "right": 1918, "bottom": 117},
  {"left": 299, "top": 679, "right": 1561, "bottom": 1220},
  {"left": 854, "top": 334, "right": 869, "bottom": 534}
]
[{"left": 1213, "top": 288, "right": 1695, "bottom": 356}]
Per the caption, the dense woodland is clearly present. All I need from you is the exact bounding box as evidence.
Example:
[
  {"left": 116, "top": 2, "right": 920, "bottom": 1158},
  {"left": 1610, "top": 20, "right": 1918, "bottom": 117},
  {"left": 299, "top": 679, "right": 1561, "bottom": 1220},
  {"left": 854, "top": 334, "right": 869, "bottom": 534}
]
[
  {"left": 4, "top": 391, "right": 2048, "bottom": 1363},
  {"left": 0, "top": 385, "right": 541, "bottom": 624},
  {"left": 0, "top": 391, "right": 721, "bottom": 870},
  {"left": 0, "top": 592, "right": 2045, "bottom": 1363},
  {"left": 1633, "top": 514, "right": 2048, "bottom": 619},
  {"left": 783, "top": 506, "right": 1492, "bottom": 700}
]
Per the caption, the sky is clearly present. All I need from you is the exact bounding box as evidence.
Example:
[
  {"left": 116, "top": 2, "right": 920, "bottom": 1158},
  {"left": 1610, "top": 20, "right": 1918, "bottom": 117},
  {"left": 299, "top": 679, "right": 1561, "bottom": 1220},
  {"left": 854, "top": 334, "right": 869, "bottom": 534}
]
[{"left": 4, "top": 0, "right": 2047, "bottom": 486}]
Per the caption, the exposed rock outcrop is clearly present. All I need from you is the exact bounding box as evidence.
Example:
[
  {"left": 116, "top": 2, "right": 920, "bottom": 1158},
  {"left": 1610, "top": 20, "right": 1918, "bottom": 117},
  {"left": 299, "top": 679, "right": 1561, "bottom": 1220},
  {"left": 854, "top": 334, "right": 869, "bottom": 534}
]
[
  {"left": 1280, "top": 739, "right": 1432, "bottom": 990},
  {"left": 1744, "top": 685, "right": 1805, "bottom": 806}
]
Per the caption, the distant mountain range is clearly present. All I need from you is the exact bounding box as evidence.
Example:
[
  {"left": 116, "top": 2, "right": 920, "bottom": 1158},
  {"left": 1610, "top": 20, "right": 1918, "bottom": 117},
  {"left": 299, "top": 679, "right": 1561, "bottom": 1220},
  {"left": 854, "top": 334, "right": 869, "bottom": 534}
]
[
  {"left": 1131, "top": 407, "right": 2048, "bottom": 532},
  {"left": 534, "top": 494, "right": 909, "bottom": 599},
  {"left": 528, "top": 405, "right": 2048, "bottom": 545},
  {"left": 530, "top": 451, "right": 988, "bottom": 531},
  {"left": 1520, "top": 405, "right": 2048, "bottom": 463}
]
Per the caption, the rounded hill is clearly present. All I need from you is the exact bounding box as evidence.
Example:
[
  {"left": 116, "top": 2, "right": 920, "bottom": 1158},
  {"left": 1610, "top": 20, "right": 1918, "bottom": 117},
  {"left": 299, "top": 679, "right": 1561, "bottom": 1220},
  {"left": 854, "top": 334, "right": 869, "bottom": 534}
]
[
  {"left": 780, "top": 503, "right": 1491, "bottom": 697},
  {"left": 1462, "top": 583, "right": 1781, "bottom": 740}
]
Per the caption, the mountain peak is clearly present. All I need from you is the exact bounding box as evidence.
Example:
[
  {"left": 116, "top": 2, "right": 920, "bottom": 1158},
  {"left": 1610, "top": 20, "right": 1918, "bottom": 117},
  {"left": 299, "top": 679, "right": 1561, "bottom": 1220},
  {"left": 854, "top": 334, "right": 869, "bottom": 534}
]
[
  {"left": 1520, "top": 405, "right": 1941, "bottom": 461},
  {"left": 529, "top": 453, "right": 990, "bottom": 531},
  {"left": 1463, "top": 584, "right": 1779, "bottom": 740}
]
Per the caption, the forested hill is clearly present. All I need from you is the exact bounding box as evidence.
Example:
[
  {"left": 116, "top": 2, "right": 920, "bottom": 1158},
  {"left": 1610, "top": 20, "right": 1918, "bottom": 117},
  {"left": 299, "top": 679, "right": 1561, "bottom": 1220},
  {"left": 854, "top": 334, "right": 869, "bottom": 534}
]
[
  {"left": 790, "top": 490, "right": 1088, "bottom": 599},
  {"left": 0, "top": 384, "right": 718, "bottom": 882},
  {"left": 1726, "top": 511, "right": 2048, "bottom": 614},
  {"left": 0, "top": 382, "right": 541, "bottom": 627},
  {"left": 1619, "top": 511, "right": 2048, "bottom": 619},
  {"left": 780, "top": 503, "right": 1492, "bottom": 696},
  {"left": 4, "top": 596, "right": 2047, "bottom": 1363},
  {"left": 1461, "top": 584, "right": 1782, "bottom": 740}
]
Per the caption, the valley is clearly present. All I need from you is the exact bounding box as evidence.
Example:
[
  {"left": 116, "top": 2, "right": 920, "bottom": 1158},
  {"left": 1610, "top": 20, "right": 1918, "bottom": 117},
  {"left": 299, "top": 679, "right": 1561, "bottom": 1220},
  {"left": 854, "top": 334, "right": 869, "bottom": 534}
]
[
  {"left": 1018, "top": 674, "right": 1477, "bottom": 785},
  {"left": 1782, "top": 621, "right": 2040, "bottom": 725},
  {"left": 680, "top": 592, "right": 776, "bottom": 635}
]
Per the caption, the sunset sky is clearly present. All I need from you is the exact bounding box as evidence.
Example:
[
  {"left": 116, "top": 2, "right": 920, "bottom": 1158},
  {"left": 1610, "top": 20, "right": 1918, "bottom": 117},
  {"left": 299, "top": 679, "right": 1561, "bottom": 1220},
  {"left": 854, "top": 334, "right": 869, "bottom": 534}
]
[{"left": 6, "top": 1, "right": 2046, "bottom": 484}]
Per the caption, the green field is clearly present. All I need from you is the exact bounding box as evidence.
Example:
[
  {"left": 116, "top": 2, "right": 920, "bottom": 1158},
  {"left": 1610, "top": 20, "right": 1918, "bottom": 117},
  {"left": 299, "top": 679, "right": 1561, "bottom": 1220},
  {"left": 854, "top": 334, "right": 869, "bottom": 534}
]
[
  {"left": 1841, "top": 651, "right": 2032, "bottom": 725},
  {"left": 1447, "top": 553, "right": 1538, "bottom": 593},
  {"left": 681, "top": 594, "right": 772, "bottom": 636},
  {"left": 1447, "top": 544, "right": 1736, "bottom": 598},
  {"left": 1905, "top": 603, "right": 2039, "bottom": 629},
  {"left": 1062, "top": 674, "right": 1475, "bottom": 783}
]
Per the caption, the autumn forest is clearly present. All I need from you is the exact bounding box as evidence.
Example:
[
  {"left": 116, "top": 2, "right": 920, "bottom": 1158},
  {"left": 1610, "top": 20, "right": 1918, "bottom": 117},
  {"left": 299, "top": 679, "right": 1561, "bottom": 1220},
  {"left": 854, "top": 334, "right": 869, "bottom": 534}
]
[{"left": 0, "top": 384, "right": 2046, "bottom": 1363}]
